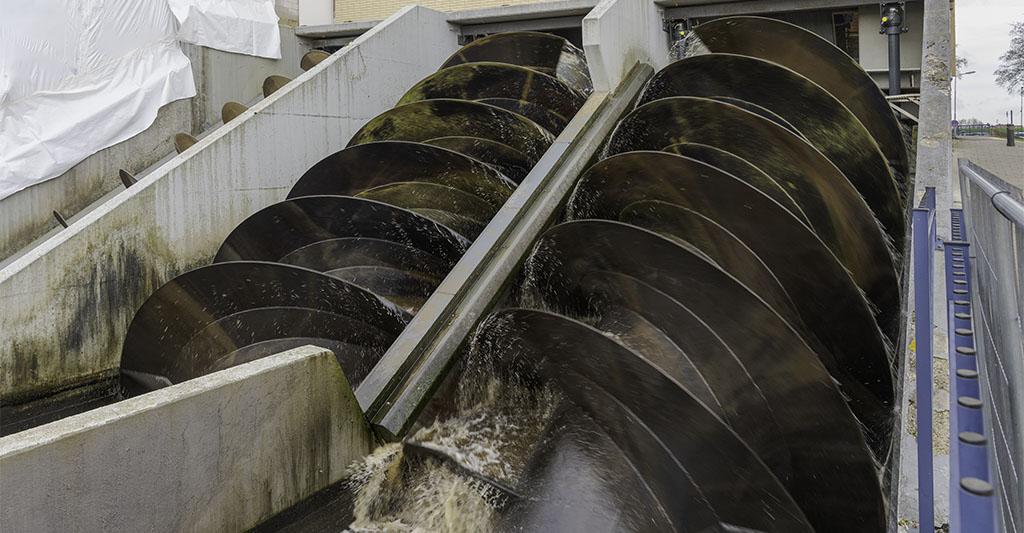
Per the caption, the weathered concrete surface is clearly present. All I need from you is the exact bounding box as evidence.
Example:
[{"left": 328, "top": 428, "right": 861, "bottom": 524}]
[
  {"left": 894, "top": 0, "right": 953, "bottom": 531},
  {"left": 0, "top": 99, "right": 192, "bottom": 261},
  {"left": 0, "top": 26, "right": 307, "bottom": 265},
  {"left": 0, "top": 6, "right": 458, "bottom": 405},
  {"left": 583, "top": 0, "right": 669, "bottom": 93},
  {"left": 0, "top": 345, "right": 373, "bottom": 532},
  {"left": 182, "top": 25, "right": 309, "bottom": 132}
]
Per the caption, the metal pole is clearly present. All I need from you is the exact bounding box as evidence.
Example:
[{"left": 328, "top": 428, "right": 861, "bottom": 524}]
[
  {"left": 912, "top": 198, "right": 935, "bottom": 533},
  {"left": 880, "top": 2, "right": 907, "bottom": 96},
  {"left": 1009, "top": 110, "right": 1016, "bottom": 147},
  {"left": 888, "top": 32, "right": 901, "bottom": 95}
]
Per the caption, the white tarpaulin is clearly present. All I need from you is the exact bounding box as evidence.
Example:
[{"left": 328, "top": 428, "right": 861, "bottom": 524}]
[
  {"left": 0, "top": 0, "right": 196, "bottom": 200},
  {"left": 170, "top": 0, "right": 281, "bottom": 59}
]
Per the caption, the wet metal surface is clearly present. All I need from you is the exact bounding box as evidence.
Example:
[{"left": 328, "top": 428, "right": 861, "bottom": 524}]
[
  {"left": 440, "top": 31, "right": 593, "bottom": 95},
  {"left": 117, "top": 32, "right": 585, "bottom": 407},
  {"left": 348, "top": 99, "right": 554, "bottom": 164},
  {"left": 639, "top": 53, "right": 906, "bottom": 239},
  {"left": 607, "top": 96, "right": 901, "bottom": 340},
  {"left": 686, "top": 16, "right": 910, "bottom": 174},
  {"left": 480, "top": 309, "right": 813, "bottom": 532},
  {"left": 397, "top": 62, "right": 585, "bottom": 132},
  {"left": 87, "top": 21, "right": 913, "bottom": 531},
  {"left": 567, "top": 152, "right": 895, "bottom": 452}
]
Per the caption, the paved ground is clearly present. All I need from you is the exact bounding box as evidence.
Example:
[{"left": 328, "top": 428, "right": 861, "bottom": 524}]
[
  {"left": 953, "top": 136, "right": 1024, "bottom": 186},
  {"left": 952, "top": 136, "right": 1023, "bottom": 205}
]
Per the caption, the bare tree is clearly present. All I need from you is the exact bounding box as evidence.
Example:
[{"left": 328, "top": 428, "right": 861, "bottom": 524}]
[
  {"left": 956, "top": 54, "right": 969, "bottom": 77},
  {"left": 994, "top": 22, "right": 1024, "bottom": 93}
]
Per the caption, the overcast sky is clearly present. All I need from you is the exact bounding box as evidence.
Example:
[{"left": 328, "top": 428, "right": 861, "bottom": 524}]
[{"left": 954, "top": 0, "right": 1024, "bottom": 124}]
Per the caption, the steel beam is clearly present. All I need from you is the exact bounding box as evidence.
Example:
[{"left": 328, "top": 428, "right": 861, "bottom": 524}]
[{"left": 663, "top": 0, "right": 920, "bottom": 19}]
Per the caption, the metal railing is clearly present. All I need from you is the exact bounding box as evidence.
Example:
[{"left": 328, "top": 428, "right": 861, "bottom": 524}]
[
  {"left": 955, "top": 159, "right": 1024, "bottom": 532},
  {"left": 945, "top": 210, "right": 996, "bottom": 532}
]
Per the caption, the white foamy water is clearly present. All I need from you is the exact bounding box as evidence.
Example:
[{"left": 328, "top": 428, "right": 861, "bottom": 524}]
[{"left": 344, "top": 370, "right": 560, "bottom": 532}]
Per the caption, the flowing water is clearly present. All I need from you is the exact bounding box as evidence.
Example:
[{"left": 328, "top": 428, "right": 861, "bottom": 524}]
[{"left": 345, "top": 348, "right": 562, "bottom": 532}]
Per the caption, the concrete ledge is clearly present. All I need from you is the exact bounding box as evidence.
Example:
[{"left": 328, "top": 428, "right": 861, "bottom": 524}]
[
  {"left": 295, "top": 19, "right": 378, "bottom": 38},
  {"left": 449, "top": 0, "right": 598, "bottom": 25},
  {"left": 0, "top": 345, "right": 373, "bottom": 532},
  {"left": 0, "top": 5, "right": 457, "bottom": 404},
  {"left": 297, "top": 0, "right": 600, "bottom": 38},
  {"left": 583, "top": 0, "right": 670, "bottom": 93},
  {"left": 893, "top": 0, "right": 953, "bottom": 529}
]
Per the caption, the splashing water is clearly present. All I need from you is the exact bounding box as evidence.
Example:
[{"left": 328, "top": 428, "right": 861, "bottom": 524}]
[{"left": 344, "top": 351, "right": 561, "bottom": 532}]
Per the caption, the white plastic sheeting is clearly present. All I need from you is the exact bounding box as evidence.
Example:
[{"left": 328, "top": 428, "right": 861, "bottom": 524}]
[
  {"left": 0, "top": 0, "right": 196, "bottom": 200},
  {"left": 170, "top": 0, "right": 281, "bottom": 59}
]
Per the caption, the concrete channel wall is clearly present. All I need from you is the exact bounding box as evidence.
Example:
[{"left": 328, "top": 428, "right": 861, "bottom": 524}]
[
  {"left": 893, "top": 0, "right": 954, "bottom": 529},
  {"left": 582, "top": 0, "right": 669, "bottom": 92},
  {"left": 0, "top": 27, "right": 309, "bottom": 264},
  {"left": 0, "top": 345, "right": 373, "bottom": 532},
  {"left": 0, "top": 6, "right": 458, "bottom": 405}
]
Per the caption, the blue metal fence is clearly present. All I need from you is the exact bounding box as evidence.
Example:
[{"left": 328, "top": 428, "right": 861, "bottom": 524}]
[
  {"left": 912, "top": 184, "right": 1001, "bottom": 532},
  {"left": 946, "top": 206, "right": 997, "bottom": 532}
]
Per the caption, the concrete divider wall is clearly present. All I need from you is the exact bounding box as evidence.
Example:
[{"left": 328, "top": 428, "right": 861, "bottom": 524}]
[
  {"left": 0, "top": 345, "right": 373, "bottom": 532},
  {"left": 582, "top": 0, "right": 670, "bottom": 92},
  {"left": 0, "top": 27, "right": 309, "bottom": 265},
  {"left": 0, "top": 5, "right": 458, "bottom": 404}
]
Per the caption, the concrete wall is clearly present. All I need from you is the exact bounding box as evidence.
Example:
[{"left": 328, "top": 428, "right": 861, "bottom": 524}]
[
  {"left": 1, "top": 26, "right": 308, "bottom": 266},
  {"left": 182, "top": 25, "right": 309, "bottom": 132},
  {"left": 0, "top": 345, "right": 373, "bottom": 532},
  {"left": 0, "top": 6, "right": 458, "bottom": 405},
  {"left": 301, "top": 0, "right": 335, "bottom": 26},
  {"left": 277, "top": 0, "right": 301, "bottom": 25},
  {"left": 583, "top": 0, "right": 670, "bottom": 92},
  {"left": 0, "top": 100, "right": 191, "bottom": 262},
  {"left": 334, "top": 0, "right": 562, "bottom": 23}
]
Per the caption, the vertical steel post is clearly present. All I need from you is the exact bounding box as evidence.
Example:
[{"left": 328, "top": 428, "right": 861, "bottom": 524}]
[
  {"left": 912, "top": 200, "right": 934, "bottom": 533},
  {"left": 1008, "top": 111, "right": 1016, "bottom": 146},
  {"left": 880, "top": 2, "right": 907, "bottom": 95},
  {"left": 888, "top": 32, "right": 901, "bottom": 95}
]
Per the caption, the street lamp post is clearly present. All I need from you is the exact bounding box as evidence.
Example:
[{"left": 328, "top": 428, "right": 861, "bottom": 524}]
[{"left": 953, "top": 70, "right": 976, "bottom": 134}]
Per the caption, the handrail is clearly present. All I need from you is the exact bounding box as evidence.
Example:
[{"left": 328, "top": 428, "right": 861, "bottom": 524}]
[{"left": 959, "top": 160, "right": 1024, "bottom": 228}]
